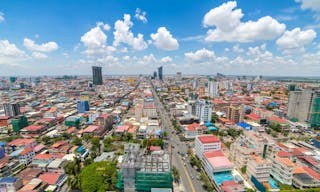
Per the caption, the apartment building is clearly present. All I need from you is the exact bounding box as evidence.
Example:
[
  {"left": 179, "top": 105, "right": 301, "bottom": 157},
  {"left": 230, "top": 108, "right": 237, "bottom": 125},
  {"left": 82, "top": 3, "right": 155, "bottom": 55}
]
[
  {"left": 270, "top": 157, "right": 294, "bottom": 185},
  {"left": 246, "top": 155, "right": 272, "bottom": 183}
]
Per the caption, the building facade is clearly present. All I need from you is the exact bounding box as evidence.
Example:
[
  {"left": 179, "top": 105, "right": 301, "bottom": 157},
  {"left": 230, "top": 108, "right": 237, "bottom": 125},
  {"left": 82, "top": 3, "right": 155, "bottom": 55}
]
[
  {"left": 195, "top": 135, "right": 221, "bottom": 160},
  {"left": 92, "top": 66, "right": 103, "bottom": 85}
]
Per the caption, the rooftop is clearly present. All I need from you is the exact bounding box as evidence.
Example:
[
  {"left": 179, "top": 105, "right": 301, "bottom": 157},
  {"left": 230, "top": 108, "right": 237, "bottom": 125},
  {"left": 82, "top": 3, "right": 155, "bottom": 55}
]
[{"left": 197, "top": 135, "right": 220, "bottom": 144}]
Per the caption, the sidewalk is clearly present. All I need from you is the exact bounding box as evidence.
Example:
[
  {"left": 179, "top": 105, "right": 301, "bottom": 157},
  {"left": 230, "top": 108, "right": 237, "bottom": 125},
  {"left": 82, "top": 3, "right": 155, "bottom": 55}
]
[{"left": 173, "top": 181, "right": 186, "bottom": 192}]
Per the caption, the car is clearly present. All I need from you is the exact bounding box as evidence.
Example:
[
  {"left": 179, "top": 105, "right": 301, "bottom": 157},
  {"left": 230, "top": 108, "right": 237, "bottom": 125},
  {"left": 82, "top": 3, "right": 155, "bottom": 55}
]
[{"left": 191, "top": 176, "right": 194, "bottom": 180}]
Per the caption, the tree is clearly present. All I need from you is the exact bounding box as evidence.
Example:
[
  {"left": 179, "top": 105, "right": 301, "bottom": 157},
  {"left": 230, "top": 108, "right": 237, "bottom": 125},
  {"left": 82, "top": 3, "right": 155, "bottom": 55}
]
[
  {"left": 172, "top": 166, "right": 180, "bottom": 183},
  {"left": 80, "top": 161, "right": 117, "bottom": 191},
  {"left": 241, "top": 165, "right": 247, "bottom": 174},
  {"left": 72, "top": 137, "right": 82, "bottom": 146}
]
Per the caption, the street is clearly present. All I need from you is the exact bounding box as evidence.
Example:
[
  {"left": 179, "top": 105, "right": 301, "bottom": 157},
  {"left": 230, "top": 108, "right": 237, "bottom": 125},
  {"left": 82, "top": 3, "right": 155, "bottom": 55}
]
[{"left": 151, "top": 83, "right": 206, "bottom": 192}]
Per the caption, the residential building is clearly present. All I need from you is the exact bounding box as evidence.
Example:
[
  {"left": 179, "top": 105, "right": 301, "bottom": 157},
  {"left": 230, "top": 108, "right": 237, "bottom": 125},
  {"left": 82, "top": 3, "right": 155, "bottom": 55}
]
[
  {"left": 18, "top": 147, "right": 35, "bottom": 165},
  {"left": 3, "top": 103, "right": 20, "bottom": 117},
  {"left": 195, "top": 135, "right": 221, "bottom": 160},
  {"left": 270, "top": 157, "right": 294, "bottom": 185},
  {"left": 227, "top": 105, "right": 244, "bottom": 123},
  {"left": 195, "top": 99, "right": 213, "bottom": 123},
  {"left": 183, "top": 123, "right": 206, "bottom": 139},
  {"left": 246, "top": 155, "right": 272, "bottom": 183},
  {"left": 0, "top": 177, "right": 23, "bottom": 192},
  {"left": 92, "top": 66, "right": 103, "bottom": 85},
  {"left": 77, "top": 100, "right": 89, "bottom": 113},
  {"left": 208, "top": 80, "right": 219, "bottom": 98}
]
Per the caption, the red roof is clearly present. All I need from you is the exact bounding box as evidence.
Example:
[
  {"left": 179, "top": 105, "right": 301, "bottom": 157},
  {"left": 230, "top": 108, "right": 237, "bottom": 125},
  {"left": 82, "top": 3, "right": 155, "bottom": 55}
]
[
  {"left": 197, "top": 135, "right": 220, "bottom": 144},
  {"left": 203, "top": 150, "right": 224, "bottom": 158},
  {"left": 24, "top": 125, "right": 45, "bottom": 131},
  {"left": 149, "top": 146, "right": 161, "bottom": 151},
  {"left": 277, "top": 151, "right": 291, "bottom": 157},
  {"left": 8, "top": 138, "right": 36, "bottom": 146},
  {"left": 268, "top": 116, "right": 288, "bottom": 124},
  {"left": 303, "top": 167, "right": 320, "bottom": 180},
  {"left": 20, "top": 147, "right": 34, "bottom": 155},
  {"left": 33, "top": 154, "right": 53, "bottom": 160},
  {"left": 301, "top": 156, "right": 319, "bottom": 166},
  {"left": 246, "top": 113, "right": 260, "bottom": 120},
  {"left": 52, "top": 141, "right": 67, "bottom": 148},
  {"left": 186, "top": 123, "right": 203, "bottom": 131},
  {"left": 39, "top": 173, "right": 61, "bottom": 185},
  {"left": 0, "top": 116, "right": 10, "bottom": 120},
  {"left": 83, "top": 125, "right": 99, "bottom": 133}
]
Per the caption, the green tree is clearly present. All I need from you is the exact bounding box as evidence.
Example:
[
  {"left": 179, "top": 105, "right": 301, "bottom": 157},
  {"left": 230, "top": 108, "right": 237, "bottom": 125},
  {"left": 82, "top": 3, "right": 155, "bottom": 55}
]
[
  {"left": 79, "top": 161, "right": 117, "bottom": 192},
  {"left": 72, "top": 137, "right": 82, "bottom": 146},
  {"left": 241, "top": 165, "right": 247, "bottom": 174},
  {"left": 172, "top": 166, "right": 180, "bottom": 183}
]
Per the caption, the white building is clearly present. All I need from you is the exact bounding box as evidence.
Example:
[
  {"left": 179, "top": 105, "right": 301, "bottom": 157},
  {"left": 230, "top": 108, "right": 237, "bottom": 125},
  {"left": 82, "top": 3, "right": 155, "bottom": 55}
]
[
  {"left": 195, "top": 135, "right": 221, "bottom": 160},
  {"left": 208, "top": 80, "right": 219, "bottom": 98},
  {"left": 270, "top": 157, "right": 294, "bottom": 185},
  {"left": 203, "top": 150, "right": 233, "bottom": 175},
  {"left": 143, "top": 102, "right": 157, "bottom": 118},
  {"left": 183, "top": 123, "right": 206, "bottom": 139},
  {"left": 246, "top": 155, "right": 272, "bottom": 183},
  {"left": 195, "top": 99, "right": 212, "bottom": 123}
]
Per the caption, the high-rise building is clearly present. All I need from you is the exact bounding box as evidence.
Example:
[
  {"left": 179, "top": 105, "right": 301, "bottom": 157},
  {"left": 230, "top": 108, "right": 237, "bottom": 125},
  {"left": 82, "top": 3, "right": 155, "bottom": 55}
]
[
  {"left": 287, "top": 88, "right": 320, "bottom": 128},
  {"left": 208, "top": 80, "right": 219, "bottom": 98},
  {"left": 77, "top": 100, "right": 89, "bottom": 113},
  {"left": 92, "top": 66, "right": 103, "bottom": 85},
  {"left": 158, "top": 66, "right": 163, "bottom": 81},
  {"left": 3, "top": 103, "right": 20, "bottom": 117},
  {"left": 153, "top": 71, "right": 157, "bottom": 79},
  {"left": 195, "top": 99, "right": 213, "bottom": 123},
  {"left": 227, "top": 105, "right": 244, "bottom": 123}
]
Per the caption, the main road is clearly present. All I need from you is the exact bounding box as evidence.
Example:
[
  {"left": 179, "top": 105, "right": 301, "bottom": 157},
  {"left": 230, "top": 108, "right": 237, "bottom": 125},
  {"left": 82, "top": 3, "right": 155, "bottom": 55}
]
[{"left": 150, "top": 81, "right": 205, "bottom": 192}]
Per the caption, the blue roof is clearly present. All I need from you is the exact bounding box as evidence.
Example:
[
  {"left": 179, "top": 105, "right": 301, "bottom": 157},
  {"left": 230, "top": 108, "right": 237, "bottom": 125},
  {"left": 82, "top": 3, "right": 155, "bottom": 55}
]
[
  {"left": 208, "top": 126, "right": 218, "bottom": 131},
  {"left": 237, "top": 122, "right": 253, "bottom": 130},
  {"left": 205, "top": 122, "right": 213, "bottom": 127},
  {"left": 0, "top": 141, "right": 7, "bottom": 146},
  {"left": 0, "top": 177, "right": 17, "bottom": 183},
  {"left": 76, "top": 146, "right": 84, "bottom": 153}
]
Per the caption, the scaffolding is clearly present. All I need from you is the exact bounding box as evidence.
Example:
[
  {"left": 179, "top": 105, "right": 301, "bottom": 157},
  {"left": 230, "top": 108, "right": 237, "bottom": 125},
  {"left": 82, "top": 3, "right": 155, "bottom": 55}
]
[
  {"left": 310, "top": 97, "right": 320, "bottom": 129},
  {"left": 117, "top": 144, "right": 173, "bottom": 192}
]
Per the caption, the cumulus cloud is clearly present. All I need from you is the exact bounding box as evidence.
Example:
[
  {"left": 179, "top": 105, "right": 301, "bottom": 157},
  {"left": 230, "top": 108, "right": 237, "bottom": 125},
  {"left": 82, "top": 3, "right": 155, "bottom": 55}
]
[
  {"left": 185, "top": 48, "right": 215, "bottom": 61},
  {"left": 23, "top": 38, "right": 58, "bottom": 52},
  {"left": 0, "top": 12, "right": 4, "bottom": 23},
  {"left": 135, "top": 8, "right": 147, "bottom": 23},
  {"left": 81, "top": 22, "right": 115, "bottom": 55},
  {"left": 203, "top": 1, "right": 286, "bottom": 42},
  {"left": 160, "top": 56, "right": 172, "bottom": 63},
  {"left": 32, "top": 52, "right": 48, "bottom": 59},
  {"left": 232, "top": 44, "right": 244, "bottom": 53},
  {"left": 150, "top": 27, "right": 179, "bottom": 51},
  {"left": 0, "top": 40, "right": 29, "bottom": 64},
  {"left": 113, "top": 14, "right": 148, "bottom": 50},
  {"left": 276, "top": 27, "right": 317, "bottom": 53},
  {"left": 295, "top": 0, "right": 320, "bottom": 12}
]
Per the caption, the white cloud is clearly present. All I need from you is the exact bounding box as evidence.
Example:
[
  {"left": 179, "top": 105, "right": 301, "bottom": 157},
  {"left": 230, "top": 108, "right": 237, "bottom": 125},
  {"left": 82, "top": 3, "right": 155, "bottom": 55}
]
[
  {"left": 0, "top": 12, "right": 4, "bottom": 23},
  {"left": 232, "top": 44, "right": 244, "bottom": 53},
  {"left": 185, "top": 48, "right": 215, "bottom": 61},
  {"left": 203, "top": 1, "right": 286, "bottom": 42},
  {"left": 150, "top": 27, "right": 179, "bottom": 51},
  {"left": 23, "top": 38, "right": 58, "bottom": 52},
  {"left": 32, "top": 52, "right": 48, "bottom": 59},
  {"left": 0, "top": 40, "right": 29, "bottom": 64},
  {"left": 97, "top": 55, "right": 119, "bottom": 64},
  {"left": 135, "top": 8, "right": 147, "bottom": 23},
  {"left": 160, "top": 56, "right": 172, "bottom": 63},
  {"left": 276, "top": 27, "right": 317, "bottom": 53},
  {"left": 123, "top": 55, "right": 130, "bottom": 61},
  {"left": 81, "top": 22, "right": 115, "bottom": 55},
  {"left": 295, "top": 0, "right": 320, "bottom": 12},
  {"left": 113, "top": 14, "right": 147, "bottom": 50}
]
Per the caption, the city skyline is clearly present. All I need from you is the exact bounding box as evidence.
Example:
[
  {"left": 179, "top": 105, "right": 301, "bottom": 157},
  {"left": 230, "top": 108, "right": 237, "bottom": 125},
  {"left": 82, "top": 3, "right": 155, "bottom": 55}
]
[{"left": 0, "top": 0, "right": 320, "bottom": 76}]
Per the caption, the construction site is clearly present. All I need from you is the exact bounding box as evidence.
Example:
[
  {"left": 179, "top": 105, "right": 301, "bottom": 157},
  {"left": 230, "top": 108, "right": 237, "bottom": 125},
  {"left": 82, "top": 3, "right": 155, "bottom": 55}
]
[{"left": 116, "top": 143, "right": 173, "bottom": 192}]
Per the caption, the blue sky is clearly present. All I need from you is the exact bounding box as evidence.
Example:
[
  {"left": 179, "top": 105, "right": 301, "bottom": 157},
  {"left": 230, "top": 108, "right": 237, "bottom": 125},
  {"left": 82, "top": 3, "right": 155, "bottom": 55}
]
[{"left": 0, "top": 0, "right": 320, "bottom": 76}]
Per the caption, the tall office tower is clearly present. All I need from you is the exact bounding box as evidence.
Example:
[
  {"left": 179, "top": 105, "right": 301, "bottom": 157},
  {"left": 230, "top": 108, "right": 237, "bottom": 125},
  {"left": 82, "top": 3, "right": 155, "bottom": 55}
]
[
  {"left": 227, "top": 105, "right": 244, "bottom": 123},
  {"left": 195, "top": 99, "right": 213, "bottom": 123},
  {"left": 287, "top": 88, "right": 320, "bottom": 128},
  {"left": 153, "top": 71, "right": 157, "bottom": 79},
  {"left": 208, "top": 79, "right": 219, "bottom": 98},
  {"left": 92, "top": 66, "right": 103, "bottom": 85},
  {"left": 77, "top": 100, "right": 90, "bottom": 113},
  {"left": 158, "top": 66, "right": 163, "bottom": 81},
  {"left": 3, "top": 103, "right": 21, "bottom": 117}
]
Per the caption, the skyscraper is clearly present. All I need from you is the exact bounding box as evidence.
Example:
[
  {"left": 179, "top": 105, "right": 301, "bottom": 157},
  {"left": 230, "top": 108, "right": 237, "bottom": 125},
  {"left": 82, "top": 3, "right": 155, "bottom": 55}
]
[
  {"left": 153, "top": 71, "right": 157, "bottom": 79},
  {"left": 158, "top": 66, "right": 163, "bottom": 81},
  {"left": 92, "top": 66, "right": 103, "bottom": 85},
  {"left": 208, "top": 79, "right": 219, "bottom": 98},
  {"left": 3, "top": 103, "right": 21, "bottom": 117},
  {"left": 227, "top": 105, "right": 244, "bottom": 123},
  {"left": 287, "top": 88, "right": 320, "bottom": 128}
]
